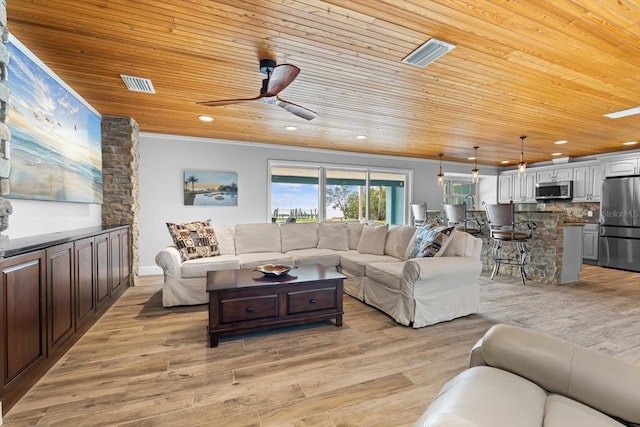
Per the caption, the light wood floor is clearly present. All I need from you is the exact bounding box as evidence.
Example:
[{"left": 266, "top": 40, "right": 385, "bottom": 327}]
[{"left": 5, "top": 265, "right": 640, "bottom": 426}]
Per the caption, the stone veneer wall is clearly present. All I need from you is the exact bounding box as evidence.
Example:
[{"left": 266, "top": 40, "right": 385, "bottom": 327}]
[
  {"left": 468, "top": 210, "right": 567, "bottom": 284},
  {"left": 0, "top": 0, "right": 9, "bottom": 196},
  {"left": 101, "top": 115, "right": 139, "bottom": 285}
]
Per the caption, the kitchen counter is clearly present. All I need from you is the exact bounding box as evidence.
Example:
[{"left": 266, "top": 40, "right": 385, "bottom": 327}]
[{"left": 467, "top": 210, "right": 581, "bottom": 285}]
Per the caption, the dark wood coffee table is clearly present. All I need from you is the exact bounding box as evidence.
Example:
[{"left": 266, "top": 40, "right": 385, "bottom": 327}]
[{"left": 206, "top": 263, "right": 345, "bottom": 347}]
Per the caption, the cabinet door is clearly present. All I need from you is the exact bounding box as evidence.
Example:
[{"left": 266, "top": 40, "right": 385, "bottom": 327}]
[
  {"left": 46, "top": 243, "right": 75, "bottom": 352},
  {"left": 75, "top": 237, "right": 96, "bottom": 328},
  {"left": 554, "top": 168, "right": 573, "bottom": 181},
  {"left": 110, "top": 231, "right": 123, "bottom": 296},
  {"left": 0, "top": 251, "right": 46, "bottom": 390},
  {"left": 582, "top": 229, "right": 598, "bottom": 260},
  {"left": 572, "top": 166, "right": 589, "bottom": 201},
  {"left": 498, "top": 175, "right": 513, "bottom": 203},
  {"left": 95, "top": 233, "right": 110, "bottom": 308},
  {"left": 605, "top": 158, "right": 638, "bottom": 177},
  {"left": 536, "top": 170, "right": 555, "bottom": 182},
  {"left": 590, "top": 165, "right": 603, "bottom": 201},
  {"left": 120, "top": 229, "right": 130, "bottom": 285},
  {"left": 522, "top": 174, "right": 536, "bottom": 201}
]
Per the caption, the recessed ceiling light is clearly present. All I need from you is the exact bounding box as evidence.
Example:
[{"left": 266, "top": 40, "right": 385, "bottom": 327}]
[
  {"left": 356, "top": 135, "right": 367, "bottom": 140},
  {"left": 623, "top": 141, "right": 639, "bottom": 145},
  {"left": 551, "top": 152, "right": 563, "bottom": 156},
  {"left": 285, "top": 126, "right": 298, "bottom": 131},
  {"left": 554, "top": 140, "right": 568, "bottom": 145},
  {"left": 500, "top": 160, "right": 510, "bottom": 164},
  {"left": 198, "top": 115, "right": 214, "bottom": 122},
  {"left": 604, "top": 106, "right": 640, "bottom": 119},
  {"left": 467, "top": 156, "right": 476, "bottom": 160}
]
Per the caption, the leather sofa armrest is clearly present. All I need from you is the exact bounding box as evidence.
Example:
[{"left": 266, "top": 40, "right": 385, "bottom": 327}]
[
  {"left": 468, "top": 337, "right": 487, "bottom": 367},
  {"left": 478, "top": 324, "right": 640, "bottom": 425},
  {"left": 155, "top": 246, "right": 182, "bottom": 277}
]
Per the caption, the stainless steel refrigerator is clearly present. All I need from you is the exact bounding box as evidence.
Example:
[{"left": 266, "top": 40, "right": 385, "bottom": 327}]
[{"left": 599, "top": 176, "right": 640, "bottom": 272}]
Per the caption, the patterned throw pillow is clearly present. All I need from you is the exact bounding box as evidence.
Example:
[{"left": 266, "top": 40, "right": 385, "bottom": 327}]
[
  {"left": 409, "top": 224, "right": 455, "bottom": 258},
  {"left": 166, "top": 220, "right": 220, "bottom": 262}
]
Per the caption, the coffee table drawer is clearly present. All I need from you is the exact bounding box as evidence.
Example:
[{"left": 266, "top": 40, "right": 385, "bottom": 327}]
[
  {"left": 220, "top": 294, "right": 279, "bottom": 323},
  {"left": 287, "top": 287, "right": 336, "bottom": 314}
]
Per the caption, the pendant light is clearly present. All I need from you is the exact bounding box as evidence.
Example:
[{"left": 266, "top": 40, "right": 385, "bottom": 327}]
[
  {"left": 471, "top": 146, "right": 480, "bottom": 183},
  {"left": 517, "top": 136, "right": 527, "bottom": 178},
  {"left": 437, "top": 153, "right": 444, "bottom": 187}
]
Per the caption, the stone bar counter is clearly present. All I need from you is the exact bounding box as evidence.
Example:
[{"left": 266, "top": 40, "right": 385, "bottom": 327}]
[{"left": 466, "top": 210, "right": 582, "bottom": 285}]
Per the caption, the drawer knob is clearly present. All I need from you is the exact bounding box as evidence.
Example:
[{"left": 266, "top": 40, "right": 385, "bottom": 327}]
[
  {"left": 309, "top": 299, "right": 317, "bottom": 304},
  {"left": 246, "top": 307, "right": 254, "bottom": 313}
]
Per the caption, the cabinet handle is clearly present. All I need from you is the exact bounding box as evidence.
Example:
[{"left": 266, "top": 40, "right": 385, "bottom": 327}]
[
  {"left": 246, "top": 307, "right": 255, "bottom": 313},
  {"left": 309, "top": 299, "right": 317, "bottom": 304}
]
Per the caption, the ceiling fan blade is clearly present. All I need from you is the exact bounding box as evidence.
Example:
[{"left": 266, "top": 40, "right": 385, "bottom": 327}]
[
  {"left": 197, "top": 95, "right": 263, "bottom": 107},
  {"left": 275, "top": 97, "right": 318, "bottom": 121},
  {"left": 264, "top": 64, "right": 300, "bottom": 96}
]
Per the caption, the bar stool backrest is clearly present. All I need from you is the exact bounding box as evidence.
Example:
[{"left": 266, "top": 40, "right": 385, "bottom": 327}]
[
  {"left": 484, "top": 203, "right": 517, "bottom": 239},
  {"left": 444, "top": 204, "right": 467, "bottom": 226}
]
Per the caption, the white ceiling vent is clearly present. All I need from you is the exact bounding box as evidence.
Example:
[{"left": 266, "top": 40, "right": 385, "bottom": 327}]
[
  {"left": 120, "top": 74, "right": 156, "bottom": 94},
  {"left": 402, "top": 38, "right": 456, "bottom": 68}
]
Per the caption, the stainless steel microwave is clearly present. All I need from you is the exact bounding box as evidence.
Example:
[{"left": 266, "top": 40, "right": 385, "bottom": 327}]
[{"left": 535, "top": 181, "right": 573, "bottom": 201}]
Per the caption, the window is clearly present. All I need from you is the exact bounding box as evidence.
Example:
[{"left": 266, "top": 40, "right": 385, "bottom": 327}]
[
  {"left": 269, "top": 161, "right": 410, "bottom": 224},
  {"left": 444, "top": 178, "right": 476, "bottom": 209}
]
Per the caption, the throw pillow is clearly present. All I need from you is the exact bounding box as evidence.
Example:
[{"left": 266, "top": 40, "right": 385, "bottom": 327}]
[
  {"left": 166, "top": 220, "right": 220, "bottom": 262},
  {"left": 409, "top": 224, "right": 454, "bottom": 258},
  {"left": 347, "top": 222, "right": 365, "bottom": 250},
  {"left": 357, "top": 223, "right": 389, "bottom": 255},
  {"left": 317, "top": 222, "right": 349, "bottom": 250}
]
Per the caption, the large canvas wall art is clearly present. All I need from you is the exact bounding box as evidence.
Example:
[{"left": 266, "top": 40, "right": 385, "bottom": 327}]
[
  {"left": 5, "top": 34, "right": 103, "bottom": 204},
  {"left": 184, "top": 170, "right": 238, "bottom": 206}
]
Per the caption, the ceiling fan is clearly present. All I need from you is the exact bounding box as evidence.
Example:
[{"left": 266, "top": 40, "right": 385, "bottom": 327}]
[{"left": 197, "top": 59, "right": 317, "bottom": 121}]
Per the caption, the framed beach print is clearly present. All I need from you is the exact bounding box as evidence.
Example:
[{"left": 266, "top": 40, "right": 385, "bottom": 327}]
[
  {"left": 5, "top": 33, "right": 103, "bottom": 204},
  {"left": 184, "top": 170, "right": 238, "bottom": 206}
]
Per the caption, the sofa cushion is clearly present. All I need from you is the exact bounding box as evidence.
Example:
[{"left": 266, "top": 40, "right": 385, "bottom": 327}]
[
  {"left": 385, "top": 224, "right": 417, "bottom": 260},
  {"left": 180, "top": 255, "right": 240, "bottom": 278},
  {"left": 440, "top": 229, "right": 469, "bottom": 257},
  {"left": 317, "top": 222, "right": 349, "bottom": 250},
  {"left": 340, "top": 250, "right": 399, "bottom": 277},
  {"left": 212, "top": 224, "right": 235, "bottom": 255},
  {"left": 347, "top": 222, "right": 365, "bottom": 250},
  {"left": 280, "top": 222, "right": 318, "bottom": 252},
  {"left": 415, "top": 366, "right": 546, "bottom": 427},
  {"left": 234, "top": 223, "right": 282, "bottom": 254},
  {"left": 543, "top": 394, "right": 626, "bottom": 427},
  {"left": 357, "top": 224, "right": 389, "bottom": 255},
  {"left": 365, "top": 261, "right": 406, "bottom": 292},
  {"left": 409, "top": 224, "right": 454, "bottom": 258},
  {"left": 166, "top": 220, "right": 220, "bottom": 262},
  {"left": 286, "top": 248, "right": 342, "bottom": 267},
  {"left": 235, "top": 252, "right": 294, "bottom": 268}
]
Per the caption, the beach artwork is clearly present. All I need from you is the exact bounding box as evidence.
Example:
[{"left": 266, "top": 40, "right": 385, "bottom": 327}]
[
  {"left": 184, "top": 170, "right": 238, "bottom": 206},
  {"left": 5, "top": 34, "right": 103, "bottom": 204}
]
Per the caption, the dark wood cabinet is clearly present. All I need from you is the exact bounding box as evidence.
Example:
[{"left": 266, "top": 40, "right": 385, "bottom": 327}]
[
  {"left": 0, "top": 226, "right": 129, "bottom": 414},
  {"left": 0, "top": 251, "right": 46, "bottom": 392},
  {"left": 46, "top": 243, "right": 75, "bottom": 352},
  {"left": 95, "top": 232, "right": 110, "bottom": 308},
  {"left": 75, "top": 237, "right": 96, "bottom": 328}
]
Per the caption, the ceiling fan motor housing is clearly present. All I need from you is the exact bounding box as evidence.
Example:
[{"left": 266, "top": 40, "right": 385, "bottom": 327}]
[{"left": 259, "top": 59, "right": 277, "bottom": 75}]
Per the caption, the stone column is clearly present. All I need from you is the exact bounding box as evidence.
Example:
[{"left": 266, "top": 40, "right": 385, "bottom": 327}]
[{"left": 101, "top": 115, "right": 139, "bottom": 285}]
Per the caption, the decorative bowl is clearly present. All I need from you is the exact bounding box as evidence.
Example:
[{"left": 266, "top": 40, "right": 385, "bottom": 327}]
[{"left": 253, "top": 264, "right": 296, "bottom": 277}]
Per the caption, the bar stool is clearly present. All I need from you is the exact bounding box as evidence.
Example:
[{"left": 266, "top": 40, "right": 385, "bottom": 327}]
[
  {"left": 443, "top": 203, "right": 482, "bottom": 235},
  {"left": 483, "top": 202, "right": 536, "bottom": 284},
  {"left": 411, "top": 202, "right": 427, "bottom": 226}
]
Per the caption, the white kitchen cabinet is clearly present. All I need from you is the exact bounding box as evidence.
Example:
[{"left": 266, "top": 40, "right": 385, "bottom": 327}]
[
  {"left": 498, "top": 174, "right": 513, "bottom": 203},
  {"left": 604, "top": 157, "right": 640, "bottom": 177},
  {"left": 582, "top": 223, "right": 599, "bottom": 261},
  {"left": 536, "top": 167, "right": 573, "bottom": 183},
  {"left": 573, "top": 164, "right": 603, "bottom": 201}
]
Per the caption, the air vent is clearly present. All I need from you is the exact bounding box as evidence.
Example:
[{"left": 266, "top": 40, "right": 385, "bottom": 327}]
[
  {"left": 120, "top": 74, "right": 156, "bottom": 94},
  {"left": 402, "top": 38, "right": 456, "bottom": 68}
]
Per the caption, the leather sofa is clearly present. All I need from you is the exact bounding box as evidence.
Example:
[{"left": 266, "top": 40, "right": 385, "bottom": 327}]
[
  {"left": 155, "top": 221, "right": 483, "bottom": 327},
  {"left": 414, "top": 324, "right": 640, "bottom": 427}
]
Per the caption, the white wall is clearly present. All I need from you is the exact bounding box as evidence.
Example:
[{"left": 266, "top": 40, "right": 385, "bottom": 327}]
[
  {"left": 3, "top": 199, "right": 101, "bottom": 239},
  {"left": 138, "top": 133, "right": 498, "bottom": 274}
]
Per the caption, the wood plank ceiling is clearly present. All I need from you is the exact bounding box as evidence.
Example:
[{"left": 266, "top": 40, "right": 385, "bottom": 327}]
[{"left": 6, "top": 0, "right": 640, "bottom": 166}]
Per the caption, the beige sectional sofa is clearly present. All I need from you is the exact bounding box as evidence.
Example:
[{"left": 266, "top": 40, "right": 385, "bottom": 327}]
[
  {"left": 415, "top": 324, "right": 640, "bottom": 427},
  {"left": 155, "top": 221, "right": 483, "bottom": 328}
]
